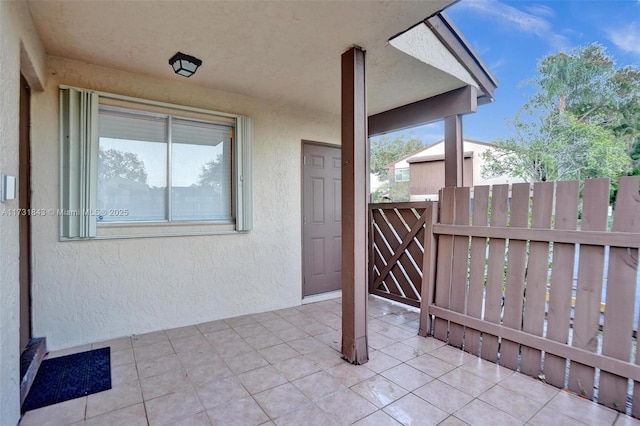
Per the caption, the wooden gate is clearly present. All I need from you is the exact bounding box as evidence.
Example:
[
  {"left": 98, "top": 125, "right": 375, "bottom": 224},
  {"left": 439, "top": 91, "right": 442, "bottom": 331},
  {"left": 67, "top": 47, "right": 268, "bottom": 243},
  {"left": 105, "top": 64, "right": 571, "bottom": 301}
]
[
  {"left": 369, "top": 202, "right": 437, "bottom": 308},
  {"left": 421, "top": 177, "right": 640, "bottom": 415}
]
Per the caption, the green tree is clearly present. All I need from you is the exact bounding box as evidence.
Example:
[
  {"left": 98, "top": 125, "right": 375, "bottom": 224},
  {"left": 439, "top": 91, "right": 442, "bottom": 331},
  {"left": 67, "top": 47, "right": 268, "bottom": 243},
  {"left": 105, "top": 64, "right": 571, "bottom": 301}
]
[
  {"left": 98, "top": 149, "right": 148, "bottom": 184},
  {"left": 198, "top": 154, "right": 225, "bottom": 189},
  {"left": 370, "top": 133, "right": 424, "bottom": 180},
  {"left": 482, "top": 43, "right": 639, "bottom": 183}
]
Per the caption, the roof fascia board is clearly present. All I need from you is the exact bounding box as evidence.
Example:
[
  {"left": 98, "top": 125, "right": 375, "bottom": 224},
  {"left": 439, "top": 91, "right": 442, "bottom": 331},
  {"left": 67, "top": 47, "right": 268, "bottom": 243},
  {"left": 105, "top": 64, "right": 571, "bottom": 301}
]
[
  {"left": 368, "top": 85, "right": 477, "bottom": 137},
  {"left": 425, "top": 12, "right": 498, "bottom": 103}
]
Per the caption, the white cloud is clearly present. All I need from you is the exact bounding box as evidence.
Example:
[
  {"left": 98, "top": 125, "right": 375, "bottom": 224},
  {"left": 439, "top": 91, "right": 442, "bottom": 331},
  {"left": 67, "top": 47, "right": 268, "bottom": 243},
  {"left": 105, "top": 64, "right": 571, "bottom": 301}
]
[
  {"left": 524, "top": 4, "right": 555, "bottom": 18},
  {"left": 607, "top": 22, "right": 640, "bottom": 56},
  {"left": 456, "top": 0, "right": 569, "bottom": 49}
]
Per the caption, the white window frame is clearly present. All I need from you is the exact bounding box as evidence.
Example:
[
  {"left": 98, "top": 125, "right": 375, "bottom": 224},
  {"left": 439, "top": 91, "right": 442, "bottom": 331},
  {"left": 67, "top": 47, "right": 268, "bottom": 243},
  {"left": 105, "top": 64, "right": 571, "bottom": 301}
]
[
  {"left": 59, "top": 86, "right": 253, "bottom": 240},
  {"left": 395, "top": 167, "right": 409, "bottom": 182}
]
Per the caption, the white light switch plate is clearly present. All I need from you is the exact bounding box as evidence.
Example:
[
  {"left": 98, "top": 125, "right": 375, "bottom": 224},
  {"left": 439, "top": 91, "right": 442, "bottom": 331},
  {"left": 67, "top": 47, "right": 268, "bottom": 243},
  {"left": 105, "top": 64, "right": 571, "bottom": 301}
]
[{"left": 1, "top": 174, "right": 16, "bottom": 202}]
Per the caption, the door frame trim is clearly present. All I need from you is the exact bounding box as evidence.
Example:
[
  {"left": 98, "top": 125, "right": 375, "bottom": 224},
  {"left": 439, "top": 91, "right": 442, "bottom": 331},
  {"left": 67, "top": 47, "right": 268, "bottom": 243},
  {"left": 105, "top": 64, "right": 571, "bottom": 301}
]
[{"left": 301, "top": 140, "right": 341, "bottom": 300}]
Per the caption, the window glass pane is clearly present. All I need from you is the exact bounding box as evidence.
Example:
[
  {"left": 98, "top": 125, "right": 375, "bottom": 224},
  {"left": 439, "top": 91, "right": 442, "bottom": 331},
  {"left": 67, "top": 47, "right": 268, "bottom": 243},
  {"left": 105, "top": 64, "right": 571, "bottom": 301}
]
[
  {"left": 98, "top": 109, "right": 167, "bottom": 222},
  {"left": 395, "top": 167, "right": 409, "bottom": 182},
  {"left": 171, "top": 119, "right": 232, "bottom": 221}
]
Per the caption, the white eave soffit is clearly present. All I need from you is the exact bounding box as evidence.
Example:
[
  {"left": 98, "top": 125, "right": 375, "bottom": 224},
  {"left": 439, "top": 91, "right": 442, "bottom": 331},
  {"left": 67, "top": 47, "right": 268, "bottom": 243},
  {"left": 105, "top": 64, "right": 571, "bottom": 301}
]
[{"left": 389, "top": 22, "right": 477, "bottom": 91}]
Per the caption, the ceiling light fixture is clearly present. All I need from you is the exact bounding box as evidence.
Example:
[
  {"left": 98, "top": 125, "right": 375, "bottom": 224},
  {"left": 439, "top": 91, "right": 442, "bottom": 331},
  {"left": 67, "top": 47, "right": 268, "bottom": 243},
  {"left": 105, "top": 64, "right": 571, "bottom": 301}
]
[{"left": 169, "top": 52, "right": 202, "bottom": 78}]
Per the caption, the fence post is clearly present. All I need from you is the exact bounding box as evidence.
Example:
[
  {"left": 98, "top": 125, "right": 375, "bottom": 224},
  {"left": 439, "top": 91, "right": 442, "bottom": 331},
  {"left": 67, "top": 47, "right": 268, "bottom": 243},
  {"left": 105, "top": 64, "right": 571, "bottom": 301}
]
[{"left": 419, "top": 201, "right": 439, "bottom": 337}]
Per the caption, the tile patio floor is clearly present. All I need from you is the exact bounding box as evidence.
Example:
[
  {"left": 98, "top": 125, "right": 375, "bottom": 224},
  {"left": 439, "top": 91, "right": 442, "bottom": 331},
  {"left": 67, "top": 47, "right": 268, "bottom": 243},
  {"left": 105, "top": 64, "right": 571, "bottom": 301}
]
[{"left": 19, "top": 296, "right": 640, "bottom": 426}]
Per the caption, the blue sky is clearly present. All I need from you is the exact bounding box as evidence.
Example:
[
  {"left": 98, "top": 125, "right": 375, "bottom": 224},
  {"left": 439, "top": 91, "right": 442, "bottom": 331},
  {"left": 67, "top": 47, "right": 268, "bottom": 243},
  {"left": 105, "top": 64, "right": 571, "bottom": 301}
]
[{"left": 391, "top": 0, "right": 640, "bottom": 146}]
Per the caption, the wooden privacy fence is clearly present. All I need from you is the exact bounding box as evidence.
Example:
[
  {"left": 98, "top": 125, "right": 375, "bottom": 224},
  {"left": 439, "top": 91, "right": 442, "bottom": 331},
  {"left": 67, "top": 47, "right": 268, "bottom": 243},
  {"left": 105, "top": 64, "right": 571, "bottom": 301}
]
[
  {"left": 419, "top": 177, "right": 640, "bottom": 415},
  {"left": 369, "top": 202, "right": 437, "bottom": 308}
]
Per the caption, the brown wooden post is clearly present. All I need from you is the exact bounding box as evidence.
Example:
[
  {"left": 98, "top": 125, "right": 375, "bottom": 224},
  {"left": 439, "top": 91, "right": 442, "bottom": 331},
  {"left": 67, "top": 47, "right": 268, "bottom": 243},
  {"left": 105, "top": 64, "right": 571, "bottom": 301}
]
[
  {"left": 444, "top": 114, "right": 463, "bottom": 188},
  {"left": 341, "top": 46, "right": 369, "bottom": 364}
]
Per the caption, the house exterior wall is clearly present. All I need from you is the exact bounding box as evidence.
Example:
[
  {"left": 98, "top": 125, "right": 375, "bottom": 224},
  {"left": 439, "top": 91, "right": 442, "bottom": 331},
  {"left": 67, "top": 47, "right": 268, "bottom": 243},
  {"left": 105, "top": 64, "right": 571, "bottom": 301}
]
[
  {"left": 0, "top": 2, "right": 46, "bottom": 424},
  {"left": 29, "top": 57, "right": 340, "bottom": 351},
  {"left": 409, "top": 157, "right": 473, "bottom": 200}
]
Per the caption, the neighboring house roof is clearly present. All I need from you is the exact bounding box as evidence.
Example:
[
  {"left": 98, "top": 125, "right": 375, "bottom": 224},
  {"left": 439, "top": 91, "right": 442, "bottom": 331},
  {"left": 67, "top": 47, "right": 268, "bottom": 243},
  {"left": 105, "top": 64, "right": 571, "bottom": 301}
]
[
  {"left": 407, "top": 151, "right": 474, "bottom": 164},
  {"left": 385, "top": 139, "right": 494, "bottom": 169}
]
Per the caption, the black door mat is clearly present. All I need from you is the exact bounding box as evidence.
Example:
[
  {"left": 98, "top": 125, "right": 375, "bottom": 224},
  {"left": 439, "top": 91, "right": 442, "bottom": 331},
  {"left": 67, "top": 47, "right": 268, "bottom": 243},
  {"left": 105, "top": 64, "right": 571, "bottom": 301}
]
[{"left": 22, "top": 347, "right": 111, "bottom": 413}]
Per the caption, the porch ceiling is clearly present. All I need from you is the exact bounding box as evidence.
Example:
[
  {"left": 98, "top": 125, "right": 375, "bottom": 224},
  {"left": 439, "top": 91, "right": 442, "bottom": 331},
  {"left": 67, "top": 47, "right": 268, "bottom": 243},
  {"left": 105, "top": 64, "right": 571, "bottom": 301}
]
[{"left": 26, "top": 0, "right": 473, "bottom": 116}]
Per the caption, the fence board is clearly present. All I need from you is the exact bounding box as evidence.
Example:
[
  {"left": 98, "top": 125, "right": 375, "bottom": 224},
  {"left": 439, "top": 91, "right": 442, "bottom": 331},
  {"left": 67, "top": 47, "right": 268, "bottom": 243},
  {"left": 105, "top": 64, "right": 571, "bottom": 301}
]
[
  {"left": 465, "top": 186, "right": 490, "bottom": 356},
  {"left": 419, "top": 202, "right": 438, "bottom": 336},
  {"left": 544, "top": 180, "right": 579, "bottom": 389},
  {"left": 434, "top": 187, "right": 456, "bottom": 341},
  {"left": 448, "top": 187, "right": 471, "bottom": 349},
  {"left": 599, "top": 176, "right": 640, "bottom": 412},
  {"left": 520, "top": 182, "right": 554, "bottom": 376},
  {"left": 481, "top": 184, "right": 509, "bottom": 362},
  {"left": 500, "top": 183, "right": 531, "bottom": 370},
  {"left": 568, "top": 179, "right": 609, "bottom": 398}
]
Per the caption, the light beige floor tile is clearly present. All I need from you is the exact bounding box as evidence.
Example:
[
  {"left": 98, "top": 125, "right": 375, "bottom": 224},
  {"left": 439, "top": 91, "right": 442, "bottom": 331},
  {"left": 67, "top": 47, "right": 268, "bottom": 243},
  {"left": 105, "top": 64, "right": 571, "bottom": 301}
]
[
  {"left": 368, "top": 332, "right": 398, "bottom": 350},
  {"left": 196, "top": 319, "right": 229, "bottom": 334},
  {"left": 110, "top": 362, "right": 138, "bottom": 387},
  {"left": 365, "top": 351, "right": 402, "bottom": 373},
  {"left": 133, "top": 340, "right": 175, "bottom": 363},
  {"left": 438, "top": 368, "right": 494, "bottom": 397},
  {"left": 131, "top": 330, "right": 168, "bottom": 348},
  {"left": 545, "top": 391, "right": 617, "bottom": 425},
  {"left": 195, "top": 376, "right": 250, "bottom": 410},
  {"left": 206, "top": 396, "right": 269, "bottom": 425},
  {"left": 238, "top": 365, "right": 288, "bottom": 394},
  {"left": 352, "top": 410, "right": 402, "bottom": 426},
  {"left": 109, "top": 348, "right": 134, "bottom": 367},
  {"left": 273, "top": 403, "right": 338, "bottom": 426},
  {"left": 615, "top": 415, "right": 640, "bottom": 426},
  {"left": 204, "top": 328, "right": 242, "bottom": 345},
  {"left": 479, "top": 382, "right": 545, "bottom": 421},
  {"left": 82, "top": 403, "right": 147, "bottom": 426},
  {"left": 304, "top": 347, "right": 344, "bottom": 369},
  {"left": 140, "top": 368, "right": 191, "bottom": 400},
  {"left": 326, "top": 362, "right": 376, "bottom": 387},
  {"left": 170, "top": 411, "right": 211, "bottom": 426},
  {"left": 375, "top": 325, "right": 416, "bottom": 342},
  {"left": 252, "top": 310, "right": 281, "bottom": 322},
  {"left": 223, "top": 350, "right": 269, "bottom": 375},
  {"left": 176, "top": 346, "right": 221, "bottom": 369},
  {"left": 166, "top": 325, "right": 201, "bottom": 341},
  {"left": 527, "top": 406, "right": 587, "bottom": 426},
  {"left": 19, "top": 396, "right": 86, "bottom": 426},
  {"left": 352, "top": 375, "right": 409, "bottom": 408},
  {"left": 314, "top": 330, "right": 341, "bottom": 350},
  {"left": 86, "top": 379, "right": 142, "bottom": 418},
  {"left": 225, "top": 314, "right": 257, "bottom": 328},
  {"left": 244, "top": 332, "right": 285, "bottom": 350},
  {"left": 145, "top": 388, "right": 204, "bottom": 426},
  {"left": 253, "top": 383, "right": 311, "bottom": 419},
  {"left": 213, "top": 338, "right": 254, "bottom": 358},
  {"left": 380, "top": 364, "right": 434, "bottom": 391},
  {"left": 458, "top": 357, "right": 513, "bottom": 384},
  {"left": 233, "top": 323, "right": 270, "bottom": 339},
  {"left": 183, "top": 357, "right": 233, "bottom": 386},
  {"left": 498, "top": 372, "right": 558, "bottom": 404},
  {"left": 413, "top": 380, "right": 473, "bottom": 414},
  {"left": 437, "top": 416, "right": 470, "bottom": 426},
  {"left": 292, "top": 370, "right": 346, "bottom": 400},
  {"left": 406, "top": 335, "right": 443, "bottom": 352},
  {"left": 383, "top": 393, "right": 448, "bottom": 426},
  {"left": 273, "top": 307, "right": 302, "bottom": 318},
  {"left": 287, "top": 336, "right": 325, "bottom": 354},
  {"left": 271, "top": 326, "right": 309, "bottom": 342},
  {"left": 316, "top": 388, "right": 378, "bottom": 425},
  {"left": 272, "top": 355, "right": 320, "bottom": 381},
  {"left": 405, "top": 354, "right": 457, "bottom": 378},
  {"left": 379, "top": 342, "right": 421, "bottom": 362},
  {"left": 136, "top": 353, "right": 183, "bottom": 379},
  {"left": 170, "top": 334, "right": 211, "bottom": 354},
  {"left": 259, "top": 343, "right": 301, "bottom": 364},
  {"left": 454, "top": 399, "right": 523, "bottom": 426},
  {"left": 92, "top": 336, "right": 132, "bottom": 352},
  {"left": 298, "top": 322, "right": 334, "bottom": 336},
  {"left": 429, "top": 345, "right": 476, "bottom": 366}
]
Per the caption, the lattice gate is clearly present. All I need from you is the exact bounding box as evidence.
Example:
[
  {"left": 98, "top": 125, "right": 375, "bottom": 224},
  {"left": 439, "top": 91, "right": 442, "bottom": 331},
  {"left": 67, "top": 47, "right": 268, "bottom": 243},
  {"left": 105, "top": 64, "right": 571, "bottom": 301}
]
[{"left": 368, "top": 202, "right": 437, "bottom": 308}]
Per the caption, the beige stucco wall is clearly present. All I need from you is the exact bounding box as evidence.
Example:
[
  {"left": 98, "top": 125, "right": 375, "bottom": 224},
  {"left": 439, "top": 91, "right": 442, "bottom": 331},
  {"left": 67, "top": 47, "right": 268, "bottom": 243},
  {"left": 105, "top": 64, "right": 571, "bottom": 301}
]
[
  {"left": 29, "top": 56, "right": 340, "bottom": 352},
  {"left": 0, "top": 2, "right": 46, "bottom": 424}
]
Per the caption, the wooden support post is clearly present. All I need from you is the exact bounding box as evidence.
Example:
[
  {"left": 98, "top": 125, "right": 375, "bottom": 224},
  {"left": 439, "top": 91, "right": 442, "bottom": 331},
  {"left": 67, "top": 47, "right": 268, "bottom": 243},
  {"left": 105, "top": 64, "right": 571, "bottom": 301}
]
[
  {"left": 444, "top": 114, "right": 463, "bottom": 188},
  {"left": 341, "top": 46, "right": 369, "bottom": 365}
]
